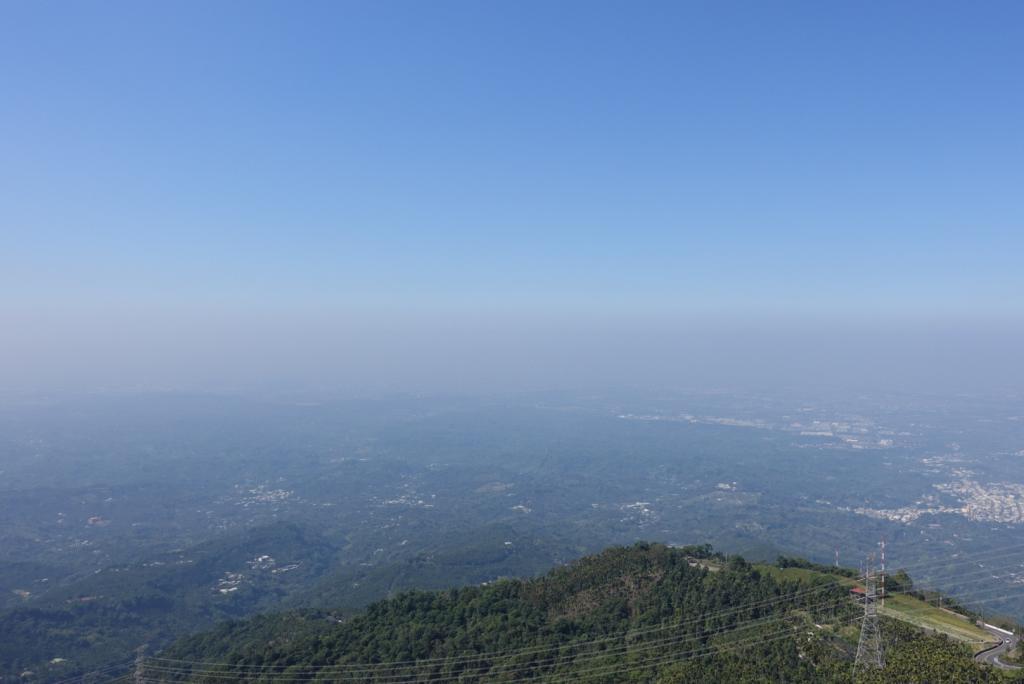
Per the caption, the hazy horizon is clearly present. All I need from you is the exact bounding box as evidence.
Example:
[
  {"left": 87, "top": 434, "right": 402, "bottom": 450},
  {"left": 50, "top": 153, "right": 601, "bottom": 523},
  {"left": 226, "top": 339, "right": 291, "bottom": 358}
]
[
  {"left": 3, "top": 1, "right": 1022, "bottom": 398},
  {"left": 3, "top": 305, "right": 1023, "bottom": 399}
]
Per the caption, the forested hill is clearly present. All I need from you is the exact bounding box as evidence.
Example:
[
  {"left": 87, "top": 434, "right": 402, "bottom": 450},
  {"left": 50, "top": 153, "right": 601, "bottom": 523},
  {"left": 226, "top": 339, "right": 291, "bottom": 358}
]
[{"left": 148, "top": 543, "right": 1014, "bottom": 683}]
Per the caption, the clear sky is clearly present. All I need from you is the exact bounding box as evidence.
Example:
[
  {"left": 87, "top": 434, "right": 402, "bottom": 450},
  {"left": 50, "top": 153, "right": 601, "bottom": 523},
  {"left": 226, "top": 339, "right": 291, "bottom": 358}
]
[{"left": 2, "top": 1, "right": 1022, "bottom": 395}]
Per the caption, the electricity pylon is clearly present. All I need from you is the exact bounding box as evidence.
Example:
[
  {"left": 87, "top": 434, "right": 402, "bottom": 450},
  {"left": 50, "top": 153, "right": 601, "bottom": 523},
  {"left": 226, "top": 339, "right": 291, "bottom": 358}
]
[{"left": 853, "top": 555, "right": 885, "bottom": 676}]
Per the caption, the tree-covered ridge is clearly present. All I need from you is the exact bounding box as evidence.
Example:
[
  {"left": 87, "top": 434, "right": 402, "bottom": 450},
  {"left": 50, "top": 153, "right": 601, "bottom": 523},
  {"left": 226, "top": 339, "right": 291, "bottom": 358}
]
[{"left": 149, "top": 543, "right": 1020, "bottom": 683}]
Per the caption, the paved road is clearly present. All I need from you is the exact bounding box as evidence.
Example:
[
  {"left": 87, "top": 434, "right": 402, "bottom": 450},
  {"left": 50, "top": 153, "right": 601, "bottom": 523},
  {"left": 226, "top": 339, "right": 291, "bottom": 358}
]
[{"left": 975, "top": 624, "right": 1021, "bottom": 670}]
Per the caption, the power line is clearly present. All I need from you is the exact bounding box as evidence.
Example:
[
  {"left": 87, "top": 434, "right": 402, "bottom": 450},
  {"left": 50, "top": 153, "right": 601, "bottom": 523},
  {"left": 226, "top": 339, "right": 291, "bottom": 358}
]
[
  {"left": 141, "top": 579, "right": 1024, "bottom": 684},
  {"left": 144, "top": 550, "right": 1023, "bottom": 676},
  {"left": 50, "top": 660, "right": 136, "bottom": 684},
  {"left": 132, "top": 581, "right": 1024, "bottom": 684},
  {"left": 139, "top": 596, "right": 856, "bottom": 683},
  {"left": 71, "top": 544, "right": 1024, "bottom": 683},
  {"left": 145, "top": 580, "right": 847, "bottom": 671},
  {"left": 141, "top": 613, "right": 866, "bottom": 684},
  {"left": 542, "top": 616, "right": 866, "bottom": 684}
]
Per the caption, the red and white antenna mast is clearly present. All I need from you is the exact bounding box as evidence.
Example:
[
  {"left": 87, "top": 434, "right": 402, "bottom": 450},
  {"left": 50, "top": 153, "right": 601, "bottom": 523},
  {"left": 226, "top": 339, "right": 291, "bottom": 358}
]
[{"left": 879, "top": 539, "right": 886, "bottom": 607}]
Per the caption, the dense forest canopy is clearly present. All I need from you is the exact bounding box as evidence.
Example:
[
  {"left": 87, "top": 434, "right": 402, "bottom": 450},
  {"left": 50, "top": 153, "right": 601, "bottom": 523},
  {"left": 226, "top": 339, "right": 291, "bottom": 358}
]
[{"left": 146, "top": 544, "right": 1020, "bottom": 683}]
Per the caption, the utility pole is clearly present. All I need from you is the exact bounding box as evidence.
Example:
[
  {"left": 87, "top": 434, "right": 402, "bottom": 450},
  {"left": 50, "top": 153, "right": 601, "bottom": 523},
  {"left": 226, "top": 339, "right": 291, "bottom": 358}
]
[{"left": 853, "top": 554, "right": 885, "bottom": 677}]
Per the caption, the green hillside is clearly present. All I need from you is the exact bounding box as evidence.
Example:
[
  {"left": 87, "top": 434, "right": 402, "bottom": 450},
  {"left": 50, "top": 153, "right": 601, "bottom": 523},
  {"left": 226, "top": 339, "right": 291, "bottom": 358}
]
[
  {"left": 145, "top": 543, "right": 1021, "bottom": 683},
  {"left": 760, "top": 561, "right": 996, "bottom": 652},
  {"left": 879, "top": 594, "right": 993, "bottom": 650}
]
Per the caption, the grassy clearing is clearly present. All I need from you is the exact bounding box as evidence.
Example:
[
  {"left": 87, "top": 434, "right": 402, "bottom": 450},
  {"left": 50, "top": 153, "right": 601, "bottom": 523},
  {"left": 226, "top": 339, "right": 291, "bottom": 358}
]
[
  {"left": 756, "top": 564, "right": 996, "bottom": 653},
  {"left": 756, "top": 565, "right": 857, "bottom": 586},
  {"left": 687, "top": 558, "right": 722, "bottom": 572},
  {"left": 878, "top": 594, "right": 995, "bottom": 652}
]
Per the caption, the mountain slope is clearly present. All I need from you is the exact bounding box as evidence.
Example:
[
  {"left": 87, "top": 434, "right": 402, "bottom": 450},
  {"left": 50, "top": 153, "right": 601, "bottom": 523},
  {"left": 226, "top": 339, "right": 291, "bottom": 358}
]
[{"left": 147, "top": 543, "right": 1014, "bottom": 682}]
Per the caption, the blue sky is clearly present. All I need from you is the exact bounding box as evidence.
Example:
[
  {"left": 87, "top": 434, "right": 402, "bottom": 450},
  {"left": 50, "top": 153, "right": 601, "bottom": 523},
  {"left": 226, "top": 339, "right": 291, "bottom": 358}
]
[{"left": 1, "top": 1, "right": 1022, "bottom": 393}]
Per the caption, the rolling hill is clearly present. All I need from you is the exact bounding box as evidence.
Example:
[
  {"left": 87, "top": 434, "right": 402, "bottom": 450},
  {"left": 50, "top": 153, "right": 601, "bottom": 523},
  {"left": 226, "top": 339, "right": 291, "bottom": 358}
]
[{"left": 143, "top": 543, "right": 1019, "bottom": 683}]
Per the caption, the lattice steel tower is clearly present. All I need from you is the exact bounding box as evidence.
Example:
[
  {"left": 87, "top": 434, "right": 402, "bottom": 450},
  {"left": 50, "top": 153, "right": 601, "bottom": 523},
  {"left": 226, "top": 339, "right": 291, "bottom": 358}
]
[{"left": 853, "top": 555, "right": 885, "bottom": 676}]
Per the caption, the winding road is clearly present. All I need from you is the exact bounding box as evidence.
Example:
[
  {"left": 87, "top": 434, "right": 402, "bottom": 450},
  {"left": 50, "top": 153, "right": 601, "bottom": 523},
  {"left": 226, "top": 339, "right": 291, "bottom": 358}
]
[{"left": 975, "top": 624, "right": 1021, "bottom": 670}]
